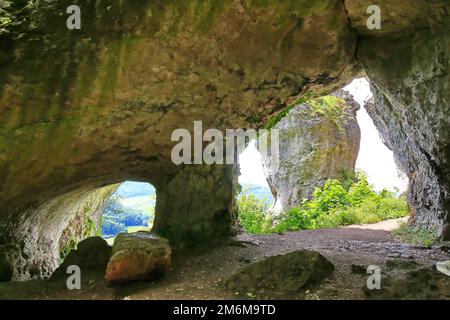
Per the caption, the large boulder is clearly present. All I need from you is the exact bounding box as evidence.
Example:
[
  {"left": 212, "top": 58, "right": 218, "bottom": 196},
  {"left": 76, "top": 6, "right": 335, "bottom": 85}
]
[
  {"left": 50, "top": 236, "right": 112, "bottom": 280},
  {"left": 105, "top": 232, "right": 171, "bottom": 284},
  {"left": 225, "top": 250, "right": 334, "bottom": 296},
  {"left": 261, "top": 91, "right": 361, "bottom": 211}
]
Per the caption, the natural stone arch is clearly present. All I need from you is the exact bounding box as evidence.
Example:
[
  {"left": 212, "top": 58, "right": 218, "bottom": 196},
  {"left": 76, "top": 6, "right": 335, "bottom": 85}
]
[{"left": 0, "top": 0, "right": 357, "bottom": 214}]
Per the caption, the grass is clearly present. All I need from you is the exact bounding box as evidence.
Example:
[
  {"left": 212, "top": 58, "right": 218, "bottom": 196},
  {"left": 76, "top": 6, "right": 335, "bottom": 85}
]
[
  {"left": 264, "top": 93, "right": 316, "bottom": 129},
  {"left": 307, "top": 95, "right": 349, "bottom": 130},
  {"left": 263, "top": 94, "right": 350, "bottom": 130},
  {"left": 393, "top": 223, "right": 438, "bottom": 248}
]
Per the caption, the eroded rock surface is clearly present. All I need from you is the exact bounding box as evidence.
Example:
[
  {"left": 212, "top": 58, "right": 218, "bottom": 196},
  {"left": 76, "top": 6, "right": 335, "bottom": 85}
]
[
  {"left": 0, "top": 0, "right": 356, "bottom": 213},
  {"left": 153, "top": 164, "right": 238, "bottom": 249},
  {"left": 225, "top": 250, "right": 334, "bottom": 296},
  {"left": 261, "top": 91, "right": 360, "bottom": 210},
  {"left": 0, "top": 0, "right": 357, "bottom": 279},
  {"left": 363, "top": 260, "right": 450, "bottom": 300},
  {"left": 0, "top": 185, "right": 116, "bottom": 280},
  {"left": 105, "top": 232, "right": 171, "bottom": 284},
  {"left": 359, "top": 20, "right": 450, "bottom": 240}
]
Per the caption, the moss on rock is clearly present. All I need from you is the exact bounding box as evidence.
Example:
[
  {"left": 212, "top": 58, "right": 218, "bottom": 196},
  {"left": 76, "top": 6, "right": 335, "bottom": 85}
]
[{"left": 261, "top": 90, "right": 361, "bottom": 211}]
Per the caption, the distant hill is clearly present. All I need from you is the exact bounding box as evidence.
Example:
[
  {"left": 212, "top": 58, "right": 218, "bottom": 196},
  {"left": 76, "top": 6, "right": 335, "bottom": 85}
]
[
  {"left": 115, "top": 181, "right": 156, "bottom": 198},
  {"left": 102, "top": 181, "right": 155, "bottom": 238},
  {"left": 115, "top": 181, "right": 273, "bottom": 204},
  {"left": 240, "top": 183, "right": 274, "bottom": 205}
]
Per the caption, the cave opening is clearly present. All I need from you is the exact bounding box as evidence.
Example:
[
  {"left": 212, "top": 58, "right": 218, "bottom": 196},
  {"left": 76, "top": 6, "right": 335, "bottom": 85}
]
[
  {"left": 237, "top": 77, "right": 410, "bottom": 234},
  {"left": 100, "top": 181, "right": 156, "bottom": 245}
]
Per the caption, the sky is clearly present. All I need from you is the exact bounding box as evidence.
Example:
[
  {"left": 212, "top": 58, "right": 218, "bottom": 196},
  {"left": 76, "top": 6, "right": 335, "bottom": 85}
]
[{"left": 238, "top": 78, "right": 408, "bottom": 193}]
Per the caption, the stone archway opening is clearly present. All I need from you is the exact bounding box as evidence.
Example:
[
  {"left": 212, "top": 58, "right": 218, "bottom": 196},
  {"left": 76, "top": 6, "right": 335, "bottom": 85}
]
[
  {"left": 0, "top": 179, "right": 161, "bottom": 282},
  {"left": 237, "top": 77, "right": 412, "bottom": 234},
  {"left": 344, "top": 78, "right": 409, "bottom": 196},
  {"left": 100, "top": 181, "right": 156, "bottom": 246}
]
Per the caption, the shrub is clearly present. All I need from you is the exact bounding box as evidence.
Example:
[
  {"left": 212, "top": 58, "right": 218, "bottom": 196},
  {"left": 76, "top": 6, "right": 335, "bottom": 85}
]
[
  {"left": 237, "top": 193, "right": 274, "bottom": 234},
  {"left": 237, "top": 172, "right": 410, "bottom": 234},
  {"left": 274, "top": 207, "right": 313, "bottom": 233},
  {"left": 347, "top": 176, "right": 377, "bottom": 206},
  {"left": 394, "top": 224, "right": 438, "bottom": 247}
]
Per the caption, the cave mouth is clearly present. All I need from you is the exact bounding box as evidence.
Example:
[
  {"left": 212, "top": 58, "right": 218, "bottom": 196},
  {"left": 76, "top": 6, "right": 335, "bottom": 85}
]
[
  {"left": 100, "top": 181, "right": 156, "bottom": 245},
  {"left": 237, "top": 77, "right": 411, "bottom": 233},
  {"left": 345, "top": 78, "right": 409, "bottom": 195}
]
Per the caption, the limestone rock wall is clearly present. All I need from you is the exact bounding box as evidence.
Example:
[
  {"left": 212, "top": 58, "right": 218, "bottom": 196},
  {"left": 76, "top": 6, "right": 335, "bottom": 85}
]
[
  {"left": 0, "top": 0, "right": 357, "bottom": 214},
  {"left": 353, "top": 1, "right": 450, "bottom": 239},
  {"left": 153, "top": 164, "right": 238, "bottom": 249},
  {"left": 359, "top": 30, "right": 450, "bottom": 239},
  {"left": 261, "top": 91, "right": 361, "bottom": 211},
  {"left": 0, "top": 185, "right": 116, "bottom": 280}
]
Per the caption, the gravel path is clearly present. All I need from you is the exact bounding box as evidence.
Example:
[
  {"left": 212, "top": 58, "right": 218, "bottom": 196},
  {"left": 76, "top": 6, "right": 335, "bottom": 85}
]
[{"left": 0, "top": 219, "right": 448, "bottom": 300}]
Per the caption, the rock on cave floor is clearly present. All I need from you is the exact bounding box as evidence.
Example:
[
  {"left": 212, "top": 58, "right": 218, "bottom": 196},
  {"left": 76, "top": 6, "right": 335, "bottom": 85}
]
[{"left": 0, "top": 223, "right": 449, "bottom": 300}]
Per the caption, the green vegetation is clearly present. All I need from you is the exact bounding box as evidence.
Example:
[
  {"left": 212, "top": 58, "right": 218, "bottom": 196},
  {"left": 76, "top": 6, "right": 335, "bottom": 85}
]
[
  {"left": 127, "top": 226, "right": 152, "bottom": 233},
  {"left": 101, "top": 194, "right": 154, "bottom": 238},
  {"left": 237, "top": 172, "right": 410, "bottom": 234},
  {"left": 264, "top": 94, "right": 350, "bottom": 130},
  {"left": 59, "top": 239, "right": 77, "bottom": 261},
  {"left": 307, "top": 96, "right": 350, "bottom": 130},
  {"left": 0, "top": 1, "right": 14, "bottom": 35},
  {"left": 264, "top": 93, "right": 316, "bottom": 129},
  {"left": 237, "top": 193, "right": 275, "bottom": 234},
  {"left": 394, "top": 224, "right": 438, "bottom": 247}
]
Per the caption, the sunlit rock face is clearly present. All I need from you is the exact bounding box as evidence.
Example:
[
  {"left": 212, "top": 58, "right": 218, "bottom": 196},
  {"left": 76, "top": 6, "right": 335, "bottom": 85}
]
[
  {"left": 0, "top": 0, "right": 449, "bottom": 279},
  {"left": 261, "top": 91, "right": 361, "bottom": 211}
]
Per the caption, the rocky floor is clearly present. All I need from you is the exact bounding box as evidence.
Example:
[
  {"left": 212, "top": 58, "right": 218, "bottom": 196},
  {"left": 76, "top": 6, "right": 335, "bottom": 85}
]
[{"left": 0, "top": 221, "right": 449, "bottom": 300}]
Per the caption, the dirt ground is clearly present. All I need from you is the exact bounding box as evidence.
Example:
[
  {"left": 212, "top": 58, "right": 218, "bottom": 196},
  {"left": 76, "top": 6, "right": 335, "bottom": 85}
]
[{"left": 0, "top": 219, "right": 449, "bottom": 300}]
